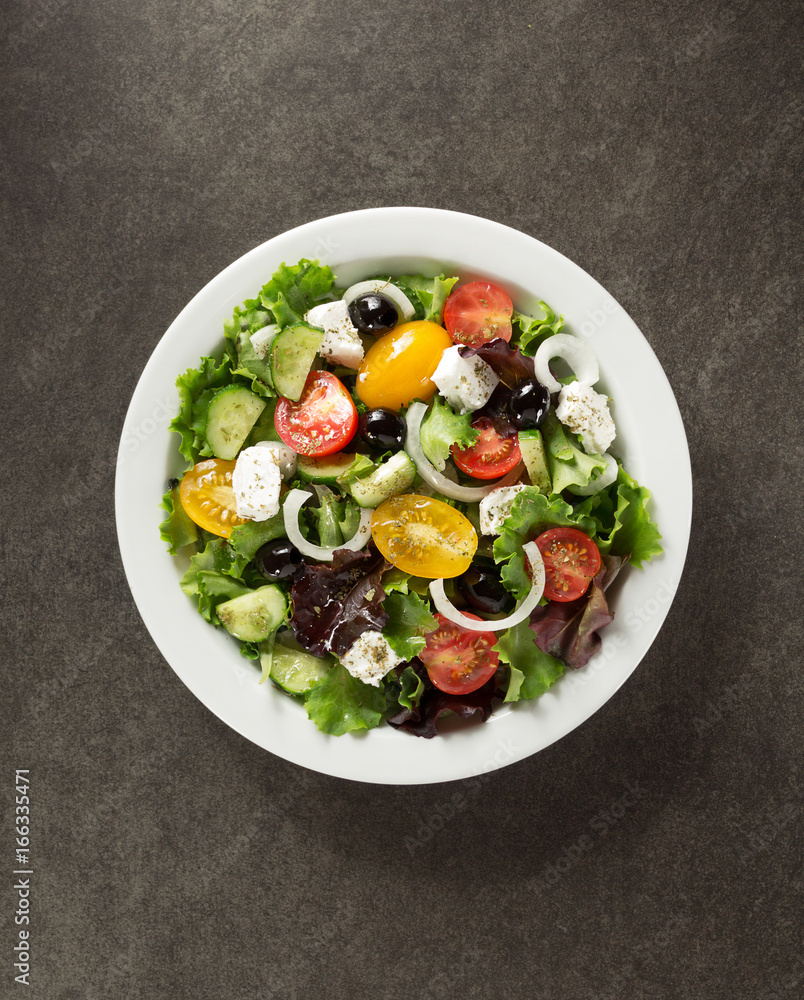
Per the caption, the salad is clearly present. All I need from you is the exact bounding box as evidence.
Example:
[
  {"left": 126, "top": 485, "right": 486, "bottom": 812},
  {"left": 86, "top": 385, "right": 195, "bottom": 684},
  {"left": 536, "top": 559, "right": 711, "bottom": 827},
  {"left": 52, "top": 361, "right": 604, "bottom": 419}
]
[{"left": 159, "top": 259, "right": 662, "bottom": 738}]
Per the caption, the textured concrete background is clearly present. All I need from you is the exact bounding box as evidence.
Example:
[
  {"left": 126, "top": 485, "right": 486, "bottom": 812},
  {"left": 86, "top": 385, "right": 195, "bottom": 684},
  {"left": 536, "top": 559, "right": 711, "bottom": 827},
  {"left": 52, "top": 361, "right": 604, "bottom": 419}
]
[{"left": 3, "top": 0, "right": 802, "bottom": 997}]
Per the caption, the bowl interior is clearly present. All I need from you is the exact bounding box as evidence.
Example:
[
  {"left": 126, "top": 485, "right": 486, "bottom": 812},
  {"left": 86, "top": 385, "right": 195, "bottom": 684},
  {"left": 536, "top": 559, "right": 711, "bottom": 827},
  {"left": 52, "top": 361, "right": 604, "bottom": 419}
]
[{"left": 116, "top": 208, "right": 692, "bottom": 785}]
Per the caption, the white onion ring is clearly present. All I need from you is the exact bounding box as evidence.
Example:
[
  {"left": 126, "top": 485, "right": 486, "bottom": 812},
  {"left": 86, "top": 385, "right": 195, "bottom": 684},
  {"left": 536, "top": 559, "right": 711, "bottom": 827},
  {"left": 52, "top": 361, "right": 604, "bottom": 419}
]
[
  {"left": 405, "top": 402, "right": 523, "bottom": 502},
  {"left": 428, "top": 542, "right": 545, "bottom": 632},
  {"left": 567, "top": 453, "right": 619, "bottom": 496},
  {"left": 342, "top": 280, "right": 416, "bottom": 321},
  {"left": 249, "top": 323, "right": 278, "bottom": 358},
  {"left": 534, "top": 334, "right": 599, "bottom": 394},
  {"left": 283, "top": 489, "right": 372, "bottom": 562}
]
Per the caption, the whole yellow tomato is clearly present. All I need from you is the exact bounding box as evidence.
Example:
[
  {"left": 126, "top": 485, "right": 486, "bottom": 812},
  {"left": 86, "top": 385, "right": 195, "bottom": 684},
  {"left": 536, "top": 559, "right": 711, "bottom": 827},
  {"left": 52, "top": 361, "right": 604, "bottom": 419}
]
[{"left": 356, "top": 321, "right": 452, "bottom": 411}]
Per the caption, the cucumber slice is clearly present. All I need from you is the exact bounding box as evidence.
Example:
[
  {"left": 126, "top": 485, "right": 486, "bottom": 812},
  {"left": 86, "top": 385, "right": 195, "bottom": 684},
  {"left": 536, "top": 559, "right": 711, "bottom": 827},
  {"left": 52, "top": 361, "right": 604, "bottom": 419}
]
[
  {"left": 216, "top": 585, "right": 288, "bottom": 642},
  {"left": 519, "top": 428, "right": 551, "bottom": 494},
  {"left": 297, "top": 452, "right": 363, "bottom": 484},
  {"left": 349, "top": 452, "right": 416, "bottom": 508},
  {"left": 269, "top": 640, "right": 331, "bottom": 695},
  {"left": 269, "top": 323, "right": 324, "bottom": 401},
  {"left": 205, "top": 385, "right": 267, "bottom": 461}
]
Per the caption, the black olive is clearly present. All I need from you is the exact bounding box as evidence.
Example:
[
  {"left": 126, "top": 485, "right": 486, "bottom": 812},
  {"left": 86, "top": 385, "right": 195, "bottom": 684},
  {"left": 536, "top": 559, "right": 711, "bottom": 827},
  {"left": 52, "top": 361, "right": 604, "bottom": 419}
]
[
  {"left": 357, "top": 408, "right": 407, "bottom": 451},
  {"left": 255, "top": 539, "right": 304, "bottom": 581},
  {"left": 508, "top": 378, "right": 551, "bottom": 430},
  {"left": 456, "top": 565, "right": 514, "bottom": 615},
  {"left": 348, "top": 293, "right": 399, "bottom": 335}
]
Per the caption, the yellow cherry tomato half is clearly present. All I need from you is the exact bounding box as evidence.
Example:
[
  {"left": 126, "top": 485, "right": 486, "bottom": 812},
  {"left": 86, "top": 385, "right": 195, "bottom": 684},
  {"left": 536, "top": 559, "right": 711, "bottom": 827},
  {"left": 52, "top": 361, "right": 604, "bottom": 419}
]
[
  {"left": 356, "top": 320, "right": 453, "bottom": 411},
  {"left": 371, "top": 493, "right": 478, "bottom": 578},
  {"left": 179, "top": 458, "right": 249, "bottom": 538}
]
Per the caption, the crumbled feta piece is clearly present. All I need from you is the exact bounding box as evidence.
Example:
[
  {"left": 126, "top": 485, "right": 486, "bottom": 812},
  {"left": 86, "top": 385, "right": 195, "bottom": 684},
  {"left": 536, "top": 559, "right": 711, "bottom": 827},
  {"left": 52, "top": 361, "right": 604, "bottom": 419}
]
[
  {"left": 555, "top": 381, "right": 616, "bottom": 454},
  {"left": 232, "top": 446, "right": 282, "bottom": 521},
  {"left": 431, "top": 345, "right": 499, "bottom": 414},
  {"left": 339, "top": 630, "right": 403, "bottom": 687},
  {"left": 249, "top": 323, "right": 278, "bottom": 359},
  {"left": 478, "top": 485, "right": 530, "bottom": 536},
  {"left": 305, "top": 300, "right": 364, "bottom": 369},
  {"left": 252, "top": 440, "right": 297, "bottom": 480}
]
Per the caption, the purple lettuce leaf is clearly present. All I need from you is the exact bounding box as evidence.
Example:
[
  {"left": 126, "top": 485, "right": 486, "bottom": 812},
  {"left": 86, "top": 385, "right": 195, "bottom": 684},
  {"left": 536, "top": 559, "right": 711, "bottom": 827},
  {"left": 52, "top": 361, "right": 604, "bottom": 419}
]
[
  {"left": 458, "top": 338, "right": 535, "bottom": 388},
  {"left": 472, "top": 383, "right": 519, "bottom": 439},
  {"left": 529, "top": 555, "right": 628, "bottom": 669},
  {"left": 386, "top": 660, "right": 498, "bottom": 739},
  {"left": 290, "top": 544, "right": 389, "bottom": 657}
]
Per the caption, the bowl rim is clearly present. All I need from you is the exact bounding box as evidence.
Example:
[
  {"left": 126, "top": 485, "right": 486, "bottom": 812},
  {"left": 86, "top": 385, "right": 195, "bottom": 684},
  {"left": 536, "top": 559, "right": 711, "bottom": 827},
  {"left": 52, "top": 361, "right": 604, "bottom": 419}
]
[{"left": 115, "top": 206, "right": 692, "bottom": 785}]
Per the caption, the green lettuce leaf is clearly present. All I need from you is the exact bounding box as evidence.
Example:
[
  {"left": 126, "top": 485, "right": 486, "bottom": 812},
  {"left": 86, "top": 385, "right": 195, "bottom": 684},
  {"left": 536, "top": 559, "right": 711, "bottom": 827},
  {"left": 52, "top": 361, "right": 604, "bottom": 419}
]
[
  {"left": 229, "top": 364, "right": 275, "bottom": 399},
  {"left": 170, "top": 355, "right": 233, "bottom": 465},
  {"left": 570, "top": 466, "right": 663, "bottom": 566},
  {"left": 393, "top": 274, "right": 459, "bottom": 324},
  {"left": 227, "top": 514, "right": 287, "bottom": 578},
  {"left": 418, "top": 397, "right": 480, "bottom": 471},
  {"left": 542, "top": 414, "right": 608, "bottom": 495},
  {"left": 335, "top": 453, "right": 376, "bottom": 488},
  {"left": 382, "top": 591, "right": 438, "bottom": 661},
  {"left": 303, "top": 664, "right": 387, "bottom": 735},
  {"left": 258, "top": 635, "right": 275, "bottom": 683},
  {"left": 494, "top": 621, "right": 565, "bottom": 702},
  {"left": 158, "top": 486, "right": 198, "bottom": 553},
  {"left": 380, "top": 570, "right": 434, "bottom": 597},
  {"left": 398, "top": 665, "right": 425, "bottom": 711},
  {"left": 245, "top": 400, "right": 281, "bottom": 445},
  {"left": 494, "top": 488, "right": 598, "bottom": 600},
  {"left": 259, "top": 259, "right": 335, "bottom": 327},
  {"left": 307, "top": 485, "right": 344, "bottom": 548},
  {"left": 223, "top": 301, "right": 271, "bottom": 359},
  {"left": 339, "top": 498, "right": 362, "bottom": 543},
  {"left": 512, "top": 301, "right": 564, "bottom": 355},
  {"left": 382, "top": 568, "right": 411, "bottom": 594},
  {"left": 239, "top": 640, "right": 261, "bottom": 661},
  {"left": 605, "top": 466, "right": 663, "bottom": 566},
  {"left": 179, "top": 539, "right": 250, "bottom": 623}
]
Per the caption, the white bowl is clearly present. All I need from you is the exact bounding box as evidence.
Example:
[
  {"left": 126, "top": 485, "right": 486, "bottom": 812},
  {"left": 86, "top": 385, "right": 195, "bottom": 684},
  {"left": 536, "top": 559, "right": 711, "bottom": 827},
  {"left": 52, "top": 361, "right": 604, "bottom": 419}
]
[{"left": 115, "top": 207, "right": 692, "bottom": 785}]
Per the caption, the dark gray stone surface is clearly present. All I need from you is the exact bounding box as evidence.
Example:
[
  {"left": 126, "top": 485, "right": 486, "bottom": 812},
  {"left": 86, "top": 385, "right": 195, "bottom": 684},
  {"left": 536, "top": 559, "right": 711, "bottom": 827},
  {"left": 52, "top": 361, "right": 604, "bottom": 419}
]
[{"left": 3, "top": 0, "right": 802, "bottom": 997}]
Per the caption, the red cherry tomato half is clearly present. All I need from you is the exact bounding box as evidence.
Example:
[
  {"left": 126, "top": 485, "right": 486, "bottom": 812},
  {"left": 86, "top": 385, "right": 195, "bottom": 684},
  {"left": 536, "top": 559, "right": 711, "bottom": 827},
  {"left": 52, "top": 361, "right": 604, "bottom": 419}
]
[
  {"left": 419, "top": 612, "right": 500, "bottom": 695},
  {"left": 451, "top": 417, "right": 521, "bottom": 480},
  {"left": 534, "top": 527, "right": 602, "bottom": 602},
  {"left": 443, "top": 281, "right": 513, "bottom": 347},
  {"left": 275, "top": 371, "right": 357, "bottom": 457}
]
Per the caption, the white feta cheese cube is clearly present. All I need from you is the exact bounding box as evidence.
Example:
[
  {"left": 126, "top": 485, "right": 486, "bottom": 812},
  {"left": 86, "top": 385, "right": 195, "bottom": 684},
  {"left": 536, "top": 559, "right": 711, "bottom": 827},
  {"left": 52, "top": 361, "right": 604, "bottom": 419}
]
[
  {"left": 232, "top": 446, "right": 282, "bottom": 521},
  {"left": 305, "top": 300, "right": 364, "bottom": 369},
  {"left": 431, "top": 345, "right": 499, "bottom": 414},
  {"left": 252, "top": 440, "right": 297, "bottom": 480},
  {"left": 478, "top": 485, "right": 529, "bottom": 536},
  {"left": 339, "top": 630, "right": 403, "bottom": 687},
  {"left": 555, "top": 381, "right": 616, "bottom": 455}
]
